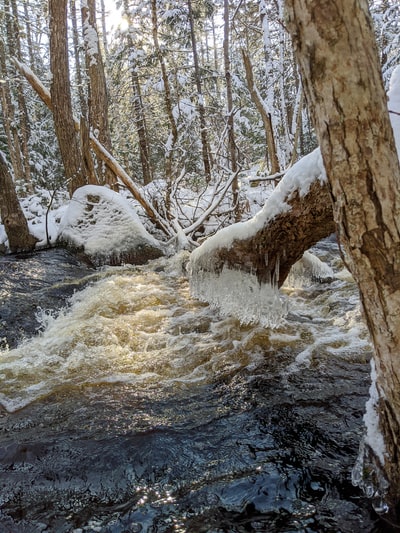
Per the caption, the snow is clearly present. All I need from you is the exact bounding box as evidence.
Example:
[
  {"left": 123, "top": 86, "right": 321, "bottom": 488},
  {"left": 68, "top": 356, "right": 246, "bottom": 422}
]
[
  {"left": 190, "top": 148, "right": 324, "bottom": 265},
  {"left": 58, "top": 185, "right": 161, "bottom": 263},
  {"left": 388, "top": 64, "right": 400, "bottom": 157},
  {"left": 82, "top": 2, "right": 99, "bottom": 66},
  {"left": 189, "top": 65, "right": 400, "bottom": 326},
  {"left": 363, "top": 359, "right": 387, "bottom": 466},
  {"left": 285, "top": 250, "right": 334, "bottom": 286}
]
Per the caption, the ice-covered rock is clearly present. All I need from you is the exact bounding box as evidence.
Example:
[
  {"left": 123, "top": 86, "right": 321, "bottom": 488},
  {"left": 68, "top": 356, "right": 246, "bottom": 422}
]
[{"left": 57, "top": 185, "right": 164, "bottom": 266}]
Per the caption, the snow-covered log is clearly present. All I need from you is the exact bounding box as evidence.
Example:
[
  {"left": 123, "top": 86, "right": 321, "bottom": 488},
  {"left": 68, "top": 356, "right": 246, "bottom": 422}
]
[{"left": 190, "top": 149, "right": 335, "bottom": 290}]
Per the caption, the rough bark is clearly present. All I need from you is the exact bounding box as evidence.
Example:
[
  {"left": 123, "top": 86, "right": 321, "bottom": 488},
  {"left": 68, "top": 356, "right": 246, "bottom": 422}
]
[
  {"left": 69, "top": 0, "right": 87, "bottom": 117},
  {"left": 286, "top": 0, "right": 400, "bottom": 521},
  {"left": 9, "top": 0, "right": 32, "bottom": 191},
  {"left": 0, "top": 11, "right": 25, "bottom": 185},
  {"left": 192, "top": 172, "right": 335, "bottom": 288},
  {"left": 80, "top": 115, "right": 98, "bottom": 185},
  {"left": 0, "top": 152, "right": 38, "bottom": 252},
  {"left": 49, "top": 0, "right": 86, "bottom": 195}
]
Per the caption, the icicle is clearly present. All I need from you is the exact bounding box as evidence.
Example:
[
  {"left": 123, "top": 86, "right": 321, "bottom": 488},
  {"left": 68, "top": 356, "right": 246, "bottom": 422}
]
[{"left": 189, "top": 265, "right": 288, "bottom": 328}]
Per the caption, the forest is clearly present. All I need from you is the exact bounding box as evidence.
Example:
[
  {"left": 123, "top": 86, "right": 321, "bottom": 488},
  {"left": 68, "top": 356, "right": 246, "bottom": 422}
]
[
  {"left": 0, "top": 0, "right": 398, "bottom": 251},
  {"left": 2, "top": 1, "right": 400, "bottom": 531}
]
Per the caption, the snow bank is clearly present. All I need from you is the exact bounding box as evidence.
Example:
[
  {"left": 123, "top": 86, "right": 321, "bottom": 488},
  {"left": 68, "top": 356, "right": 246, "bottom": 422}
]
[{"left": 58, "top": 185, "right": 164, "bottom": 266}]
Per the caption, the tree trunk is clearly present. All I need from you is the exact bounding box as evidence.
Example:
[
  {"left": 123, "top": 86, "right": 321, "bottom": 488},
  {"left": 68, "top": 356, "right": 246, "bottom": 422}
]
[
  {"left": 150, "top": 0, "right": 178, "bottom": 185},
  {"left": 223, "top": 0, "right": 239, "bottom": 219},
  {"left": 9, "top": 0, "right": 32, "bottom": 192},
  {"left": 13, "top": 58, "right": 173, "bottom": 237},
  {"left": 0, "top": 152, "right": 38, "bottom": 252},
  {"left": 122, "top": 0, "right": 153, "bottom": 186},
  {"left": 285, "top": 0, "right": 400, "bottom": 521},
  {"left": 69, "top": 0, "right": 87, "bottom": 117},
  {"left": 81, "top": 0, "right": 116, "bottom": 189},
  {"left": 0, "top": 1, "right": 25, "bottom": 186},
  {"left": 241, "top": 48, "right": 280, "bottom": 175},
  {"left": 23, "top": 0, "right": 37, "bottom": 71},
  {"left": 187, "top": 0, "right": 212, "bottom": 182},
  {"left": 49, "top": 0, "right": 86, "bottom": 195}
]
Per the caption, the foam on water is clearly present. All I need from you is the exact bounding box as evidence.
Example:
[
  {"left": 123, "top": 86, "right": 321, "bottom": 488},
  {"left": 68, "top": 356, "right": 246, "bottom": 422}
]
[
  {"left": 0, "top": 250, "right": 371, "bottom": 414},
  {"left": 0, "top": 267, "right": 267, "bottom": 412}
]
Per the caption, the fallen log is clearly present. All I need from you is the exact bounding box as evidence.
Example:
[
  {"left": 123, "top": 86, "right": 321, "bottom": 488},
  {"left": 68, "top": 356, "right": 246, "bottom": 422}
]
[{"left": 190, "top": 148, "right": 336, "bottom": 289}]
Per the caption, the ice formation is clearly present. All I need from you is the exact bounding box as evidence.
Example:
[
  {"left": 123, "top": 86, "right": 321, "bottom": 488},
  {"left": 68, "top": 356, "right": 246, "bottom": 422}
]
[{"left": 190, "top": 265, "right": 288, "bottom": 328}]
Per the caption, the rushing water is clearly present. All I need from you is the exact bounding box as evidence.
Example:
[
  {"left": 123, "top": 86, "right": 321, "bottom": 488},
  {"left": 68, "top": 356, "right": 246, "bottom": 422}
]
[{"left": 0, "top": 245, "right": 391, "bottom": 532}]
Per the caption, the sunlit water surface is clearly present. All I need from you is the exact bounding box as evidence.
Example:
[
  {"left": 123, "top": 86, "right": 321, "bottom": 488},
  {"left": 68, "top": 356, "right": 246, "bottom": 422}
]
[{"left": 0, "top": 245, "right": 388, "bottom": 532}]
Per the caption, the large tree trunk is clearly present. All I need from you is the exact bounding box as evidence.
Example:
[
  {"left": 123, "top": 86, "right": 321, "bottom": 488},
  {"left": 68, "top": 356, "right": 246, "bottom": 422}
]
[
  {"left": 13, "top": 59, "right": 173, "bottom": 238},
  {"left": 0, "top": 3, "right": 25, "bottom": 186},
  {"left": 49, "top": 0, "right": 86, "bottom": 195},
  {"left": 0, "top": 152, "right": 38, "bottom": 252},
  {"left": 285, "top": 0, "right": 400, "bottom": 521},
  {"left": 69, "top": 0, "right": 87, "bottom": 117},
  {"left": 7, "top": 0, "right": 32, "bottom": 192}
]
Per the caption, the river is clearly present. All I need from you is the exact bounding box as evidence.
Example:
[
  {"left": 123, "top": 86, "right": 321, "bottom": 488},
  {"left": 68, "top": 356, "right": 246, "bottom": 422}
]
[{"left": 0, "top": 245, "right": 391, "bottom": 532}]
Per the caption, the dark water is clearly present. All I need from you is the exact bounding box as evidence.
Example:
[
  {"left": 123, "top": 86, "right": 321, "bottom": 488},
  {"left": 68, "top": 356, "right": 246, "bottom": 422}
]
[
  {"left": 0, "top": 249, "right": 94, "bottom": 349},
  {"left": 0, "top": 248, "right": 391, "bottom": 532}
]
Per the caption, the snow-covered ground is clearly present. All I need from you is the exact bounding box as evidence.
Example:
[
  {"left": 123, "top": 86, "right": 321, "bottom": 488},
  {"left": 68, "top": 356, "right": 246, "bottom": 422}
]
[{"left": 0, "top": 164, "right": 275, "bottom": 254}]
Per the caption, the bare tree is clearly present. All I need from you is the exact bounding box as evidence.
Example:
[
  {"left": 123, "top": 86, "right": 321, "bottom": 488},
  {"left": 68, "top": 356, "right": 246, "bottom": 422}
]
[{"left": 49, "top": 0, "right": 86, "bottom": 195}]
